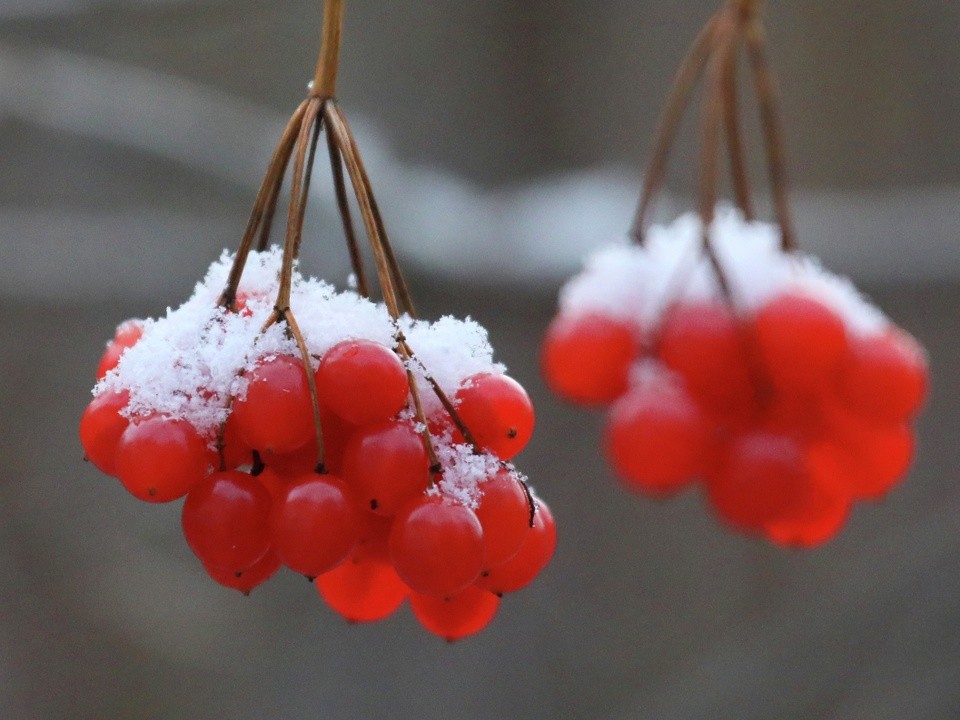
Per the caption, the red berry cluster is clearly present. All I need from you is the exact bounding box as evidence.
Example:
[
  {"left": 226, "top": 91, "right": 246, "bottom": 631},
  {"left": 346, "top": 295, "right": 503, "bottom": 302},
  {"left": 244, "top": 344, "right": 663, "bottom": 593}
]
[
  {"left": 80, "top": 256, "right": 555, "bottom": 641},
  {"left": 543, "top": 216, "right": 928, "bottom": 547}
]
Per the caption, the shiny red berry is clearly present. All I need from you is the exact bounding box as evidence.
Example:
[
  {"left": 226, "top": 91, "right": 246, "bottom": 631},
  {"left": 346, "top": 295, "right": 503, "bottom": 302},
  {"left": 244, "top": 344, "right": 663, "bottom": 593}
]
[
  {"left": 317, "top": 558, "right": 409, "bottom": 623},
  {"left": 454, "top": 373, "right": 535, "bottom": 460},
  {"left": 79, "top": 389, "right": 130, "bottom": 476},
  {"left": 315, "top": 339, "right": 409, "bottom": 425},
  {"left": 410, "top": 586, "right": 500, "bottom": 641},
  {"left": 115, "top": 416, "right": 209, "bottom": 502},
  {"left": 341, "top": 420, "right": 430, "bottom": 515},
  {"left": 475, "top": 500, "right": 556, "bottom": 596},
  {"left": 839, "top": 328, "right": 928, "bottom": 422},
  {"left": 231, "top": 354, "right": 315, "bottom": 455},
  {"left": 541, "top": 313, "right": 639, "bottom": 406}
]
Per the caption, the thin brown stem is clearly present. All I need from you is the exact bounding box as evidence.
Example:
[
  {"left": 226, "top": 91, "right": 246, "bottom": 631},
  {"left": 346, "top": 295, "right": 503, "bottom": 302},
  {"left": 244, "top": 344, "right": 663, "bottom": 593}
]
[
  {"left": 220, "top": 100, "right": 308, "bottom": 306},
  {"left": 629, "top": 11, "right": 722, "bottom": 243},
  {"left": 326, "top": 125, "right": 369, "bottom": 296},
  {"left": 276, "top": 99, "right": 323, "bottom": 312},
  {"left": 284, "top": 309, "right": 327, "bottom": 473},
  {"left": 722, "top": 37, "right": 755, "bottom": 221},
  {"left": 398, "top": 338, "right": 482, "bottom": 452},
  {"left": 323, "top": 101, "right": 441, "bottom": 475},
  {"left": 312, "top": 0, "right": 344, "bottom": 99},
  {"left": 744, "top": 16, "right": 797, "bottom": 251},
  {"left": 292, "top": 115, "right": 324, "bottom": 261}
]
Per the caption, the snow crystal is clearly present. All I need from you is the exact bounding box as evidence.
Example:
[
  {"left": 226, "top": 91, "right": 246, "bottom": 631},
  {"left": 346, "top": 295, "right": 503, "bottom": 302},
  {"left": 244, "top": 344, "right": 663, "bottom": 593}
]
[
  {"left": 559, "top": 208, "right": 891, "bottom": 337},
  {"left": 93, "top": 247, "right": 505, "bottom": 441}
]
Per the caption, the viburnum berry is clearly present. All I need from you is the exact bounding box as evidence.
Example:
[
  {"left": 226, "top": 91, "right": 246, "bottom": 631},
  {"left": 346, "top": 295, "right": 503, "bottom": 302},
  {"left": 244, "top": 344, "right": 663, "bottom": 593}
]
[
  {"left": 839, "top": 328, "right": 929, "bottom": 423},
  {"left": 409, "top": 586, "right": 500, "bottom": 642},
  {"left": 96, "top": 319, "right": 144, "bottom": 380},
  {"left": 82, "top": 246, "right": 551, "bottom": 637},
  {"left": 474, "top": 468, "right": 532, "bottom": 569},
  {"left": 657, "top": 301, "right": 756, "bottom": 419},
  {"left": 269, "top": 473, "right": 359, "bottom": 578},
  {"left": 604, "top": 378, "right": 709, "bottom": 495},
  {"left": 706, "top": 432, "right": 814, "bottom": 531},
  {"left": 341, "top": 419, "right": 430, "bottom": 515},
  {"left": 114, "top": 416, "right": 210, "bottom": 502},
  {"left": 231, "top": 354, "right": 315, "bottom": 455},
  {"left": 475, "top": 500, "right": 556, "bottom": 596},
  {"left": 389, "top": 495, "right": 484, "bottom": 597},
  {"left": 203, "top": 549, "right": 281, "bottom": 595},
  {"left": 317, "top": 558, "right": 409, "bottom": 623},
  {"left": 182, "top": 470, "right": 272, "bottom": 572},
  {"left": 754, "top": 292, "right": 849, "bottom": 394},
  {"left": 315, "top": 339, "right": 409, "bottom": 425},
  {"left": 763, "top": 443, "right": 851, "bottom": 548},
  {"left": 541, "top": 313, "right": 639, "bottom": 405},
  {"left": 454, "top": 373, "right": 535, "bottom": 460},
  {"left": 79, "top": 389, "right": 130, "bottom": 476}
]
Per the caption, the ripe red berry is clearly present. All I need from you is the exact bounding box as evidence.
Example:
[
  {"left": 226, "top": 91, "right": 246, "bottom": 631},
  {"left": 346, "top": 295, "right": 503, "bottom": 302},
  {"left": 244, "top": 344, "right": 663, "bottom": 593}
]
[
  {"left": 231, "top": 354, "right": 316, "bottom": 455},
  {"left": 96, "top": 319, "right": 144, "bottom": 379},
  {"left": 474, "top": 469, "right": 532, "bottom": 569},
  {"left": 454, "top": 373, "right": 535, "bottom": 460},
  {"left": 839, "top": 328, "right": 928, "bottom": 423},
  {"left": 351, "top": 509, "right": 395, "bottom": 564},
  {"left": 341, "top": 419, "right": 430, "bottom": 515},
  {"left": 389, "top": 496, "right": 484, "bottom": 597},
  {"left": 115, "top": 416, "right": 209, "bottom": 502},
  {"left": 604, "top": 381, "right": 709, "bottom": 495},
  {"left": 315, "top": 339, "right": 409, "bottom": 425},
  {"left": 269, "top": 473, "right": 359, "bottom": 578},
  {"left": 475, "top": 500, "right": 556, "bottom": 596},
  {"left": 763, "top": 443, "right": 851, "bottom": 548},
  {"left": 317, "top": 558, "right": 409, "bottom": 623},
  {"left": 541, "top": 313, "right": 639, "bottom": 405},
  {"left": 410, "top": 586, "right": 500, "bottom": 641},
  {"left": 203, "top": 548, "right": 281, "bottom": 594},
  {"left": 754, "top": 292, "right": 849, "bottom": 393},
  {"left": 706, "top": 432, "right": 814, "bottom": 531},
  {"left": 182, "top": 470, "right": 272, "bottom": 572},
  {"left": 79, "top": 389, "right": 130, "bottom": 476}
]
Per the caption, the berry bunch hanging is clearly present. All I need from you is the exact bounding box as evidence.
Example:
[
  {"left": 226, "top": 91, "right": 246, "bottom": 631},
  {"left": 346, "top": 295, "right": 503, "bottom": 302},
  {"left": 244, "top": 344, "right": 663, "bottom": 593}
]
[
  {"left": 79, "top": 0, "right": 554, "bottom": 641},
  {"left": 542, "top": 0, "right": 927, "bottom": 547}
]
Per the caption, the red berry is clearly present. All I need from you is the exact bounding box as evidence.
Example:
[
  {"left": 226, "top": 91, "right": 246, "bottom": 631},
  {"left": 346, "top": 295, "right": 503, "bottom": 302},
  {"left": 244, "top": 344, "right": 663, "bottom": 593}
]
[
  {"left": 754, "top": 292, "right": 848, "bottom": 393},
  {"left": 475, "top": 500, "right": 556, "bottom": 595},
  {"left": 231, "top": 355, "right": 315, "bottom": 455},
  {"left": 317, "top": 558, "right": 409, "bottom": 623},
  {"left": 706, "top": 432, "right": 814, "bottom": 531},
  {"left": 410, "top": 586, "right": 500, "bottom": 641},
  {"left": 315, "top": 339, "right": 409, "bottom": 425},
  {"left": 269, "top": 473, "right": 359, "bottom": 578},
  {"left": 341, "top": 420, "right": 429, "bottom": 515},
  {"left": 351, "top": 509, "right": 395, "bottom": 564},
  {"left": 454, "top": 373, "right": 535, "bottom": 460},
  {"left": 604, "top": 381, "right": 709, "bottom": 494},
  {"left": 474, "top": 469, "right": 532, "bottom": 569},
  {"left": 115, "top": 416, "right": 209, "bottom": 502},
  {"left": 96, "top": 319, "right": 143, "bottom": 379},
  {"left": 763, "top": 443, "right": 851, "bottom": 548},
  {"left": 389, "top": 496, "right": 484, "bottom": 597},
  {"left": 79, "top": 389, "right": 130, "bottom": 476},
  {"left": 657, "top": 302, "right": 756, "bottom": 418},
  {"left": 182, "top": 471, "right": 272, "bottom": 572},
  {"left": 218, "top": 412, "right": 252, "bottom": 470},
  {"left": 839, "top": 328, "right": 928, "bottom": 422},
  {"left": 541, "top": 313, "right": 639, "bottom": 405},
  {"left": 203, "top": 548, "right": 281, "bottom": 594}
]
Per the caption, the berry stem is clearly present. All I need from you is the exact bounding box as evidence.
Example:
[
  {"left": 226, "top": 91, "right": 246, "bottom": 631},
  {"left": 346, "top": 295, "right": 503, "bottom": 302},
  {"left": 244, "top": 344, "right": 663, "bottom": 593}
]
[
  {"left": 629, "top": 10, "right": 722, "bottom": 244},
  {"left": 322, "top": 100, "right": 442, "bottom": 474},
  {"left": 219, "top": 100, "right": 307, "bottom": 307},
  {"left": 743, "top": 12, "right": 797, "bottom": 251},
  {"left": 284, "top": 308, "right": 328, "bottom": 473},
  {"left": 312, "top": 0, "right": 345, "bottom": 100},
  {"left": 326, "top": 128, "right": 370, "bottom": 297},
  {"left": 722, "top": 37, "right": 755, "bottom": 221}
]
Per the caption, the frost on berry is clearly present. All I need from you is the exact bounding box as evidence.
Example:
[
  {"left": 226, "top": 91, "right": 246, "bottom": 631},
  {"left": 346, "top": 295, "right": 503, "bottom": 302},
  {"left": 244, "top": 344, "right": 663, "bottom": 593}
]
[
  {"left": 546, "top": 209, "right": 928, "bottom": 547},
  {"left": 81, "top": 248, "right": 554, "bottom": 638}
]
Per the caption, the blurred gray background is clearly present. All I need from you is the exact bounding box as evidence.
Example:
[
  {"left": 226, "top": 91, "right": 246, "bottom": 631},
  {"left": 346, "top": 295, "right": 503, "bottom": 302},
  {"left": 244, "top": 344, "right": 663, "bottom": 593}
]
[{"left": 1, "top": 1, "right": 959, "bottom": 719}]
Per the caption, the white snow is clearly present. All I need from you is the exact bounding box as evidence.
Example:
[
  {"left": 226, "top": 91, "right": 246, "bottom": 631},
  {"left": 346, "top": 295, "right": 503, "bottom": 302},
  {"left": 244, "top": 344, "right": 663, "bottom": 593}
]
[
  {"left": 559, "top": 208, "right": 891, "bottom": 338},
  {"left": 93, "top": 248, "right": 506, "bottom": 449}
]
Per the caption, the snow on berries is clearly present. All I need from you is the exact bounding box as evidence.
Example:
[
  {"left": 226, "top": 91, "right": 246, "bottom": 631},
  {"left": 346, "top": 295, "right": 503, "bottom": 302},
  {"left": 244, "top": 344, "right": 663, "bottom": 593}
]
[
  {"left": 543, "top": 209, "right": 928, "bottom": 547},
  {"left": 80, "top": 248, "right": 554, "bottom": 641}
]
